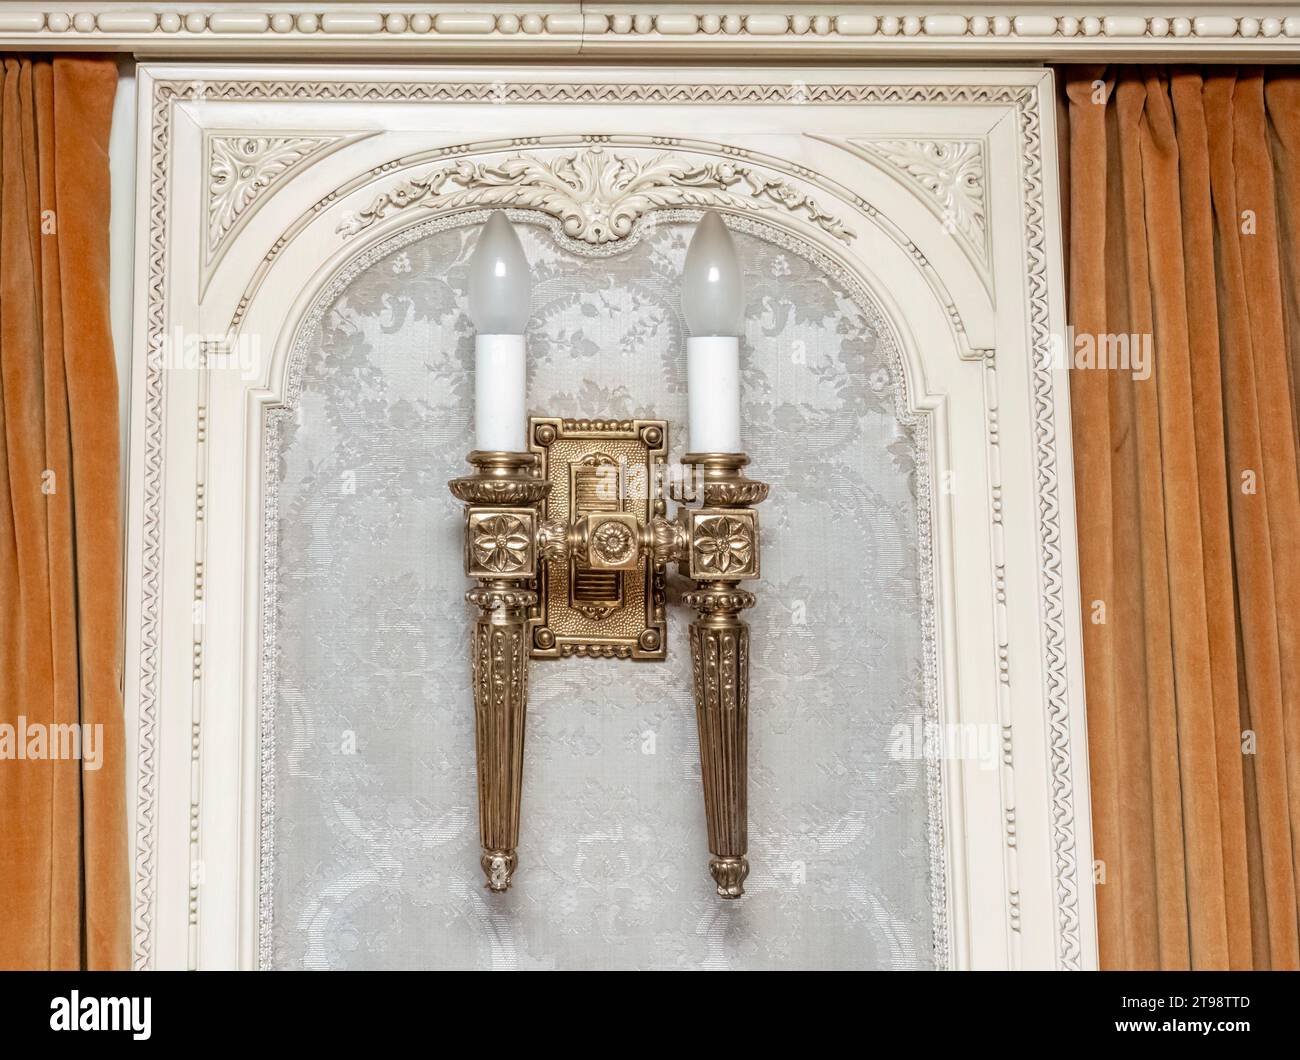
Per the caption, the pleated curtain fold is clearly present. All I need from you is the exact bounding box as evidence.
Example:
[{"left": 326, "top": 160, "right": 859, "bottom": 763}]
[
  {"left": 0, "top": 55, "right": 126, "bottom": 970},
  {"left": 1059, "top": 66, "right": 1300, "bottom": 969}
]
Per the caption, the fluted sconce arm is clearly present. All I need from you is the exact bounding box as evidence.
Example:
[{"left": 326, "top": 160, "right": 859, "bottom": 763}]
[
  {"left": 449, "top": 451, "right": 550, "bottom": 892},
  {"left": 671, "top": 453, "right": 768, "bottom": 898}
]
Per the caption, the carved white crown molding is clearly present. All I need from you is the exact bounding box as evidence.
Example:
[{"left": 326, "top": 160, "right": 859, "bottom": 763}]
[
  {"left": 3, "top": 4, "right": 1300, "bottom": 58},
  {"left": 338, "top": 147, "right": 853, "bottom": 245}
]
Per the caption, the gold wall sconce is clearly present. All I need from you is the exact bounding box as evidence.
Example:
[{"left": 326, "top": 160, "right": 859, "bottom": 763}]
[{"left": 448, "top": 210, "right": 765, "bottom": 898}]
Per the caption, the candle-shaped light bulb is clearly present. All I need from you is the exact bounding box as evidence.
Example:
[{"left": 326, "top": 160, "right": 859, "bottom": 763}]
[
  {"left": 682, "top": 212, "right": 743, "bottom": 452},
  {"left": 468, "top": 211, "right": 532, "bottom": 334},
  {"left": 682, "top": 210, "right": 744, "bottom": 337},
  {"left": 468, "top": 212, "right": 531, "bottom": 452}
]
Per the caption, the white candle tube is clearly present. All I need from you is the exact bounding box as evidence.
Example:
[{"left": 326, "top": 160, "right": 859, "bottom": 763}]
[
  {"left": 474, "top": 334, "right": 527, "bottom": 452},
  {"left": 687, "top": 335, "right": 742, "bottom": 453}
]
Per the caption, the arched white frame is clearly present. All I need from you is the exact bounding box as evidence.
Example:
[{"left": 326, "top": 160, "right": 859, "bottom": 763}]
[{"left": 125, "top": 63, "right": 1094, "bottom": 970}]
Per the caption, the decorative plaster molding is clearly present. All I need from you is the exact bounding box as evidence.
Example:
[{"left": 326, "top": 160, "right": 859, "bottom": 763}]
[
  {"left": 1016, "top": 85, "right": 1084, "bottom": 971},
  {"left": 208, "top": 134, "right": 336, "bottom": 260},
  {"left": 843, "top": 139, "right": 989, "bottom": 273},
  {"left": 339, "top": 147, "right": 853, "bottom": 244},
  {"left": 210, "top": 124, "right": 971, "bottom": 350},
  {"left": 202, "top": 130, "right": 372, "bottom": 291},
  {"left": 2, "top": 5, "right": 1300, "bottom": 58}
]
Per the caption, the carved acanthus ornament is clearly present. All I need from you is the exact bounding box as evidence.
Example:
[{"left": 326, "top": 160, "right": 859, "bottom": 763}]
[
  {"left": 852, "top": 139, "right": 988, "bottom": 266},
  {"left": 207, "top": 134, "right": 338, "bottom": 259},
  {"left": 338, "top": 148, "right": 853, "bottom": 244}
]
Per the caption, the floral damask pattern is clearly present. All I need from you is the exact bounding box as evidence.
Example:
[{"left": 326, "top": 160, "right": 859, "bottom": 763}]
[{"left": 269, "top": 217, "right": 936, "bottom": 970}]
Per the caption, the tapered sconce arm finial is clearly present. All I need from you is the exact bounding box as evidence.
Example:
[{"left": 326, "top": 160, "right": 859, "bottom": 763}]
[
  {"left": 449, "top": 450, "right": 550, "bottom": 892},
  {"left": 671, "top": 452, "right": 768, "bottom": 898}
]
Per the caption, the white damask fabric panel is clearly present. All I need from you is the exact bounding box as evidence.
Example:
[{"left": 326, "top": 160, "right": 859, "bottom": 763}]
[{"left": 263, "top": 215, "right": 942, "bottom": 969}]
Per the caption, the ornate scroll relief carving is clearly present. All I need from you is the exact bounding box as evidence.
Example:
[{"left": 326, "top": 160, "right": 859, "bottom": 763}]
[
  {"left": 209, "top": 135, "right": 332, "bottom": 253},
  {"left": 204, "top": 132, "right": 367, "bottom": 281},
  {"left": 337, "top": 147, "right": 854, "bottom": 244},
  {"left": 829, "top": 137, "right": 990, "bottom": 279}
]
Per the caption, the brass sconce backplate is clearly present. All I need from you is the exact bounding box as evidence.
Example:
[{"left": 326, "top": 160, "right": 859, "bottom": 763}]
[{"left": 528, "top": 417, "right": 668, "bottom": 660}]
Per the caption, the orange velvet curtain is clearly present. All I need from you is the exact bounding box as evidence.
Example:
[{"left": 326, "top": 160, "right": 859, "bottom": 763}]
[
  {"left": 1059, "top": 66, "right": 1300, "bottom": 970},
  {"left": 0, "top": 56, "right": 126, "bottom": 969}
]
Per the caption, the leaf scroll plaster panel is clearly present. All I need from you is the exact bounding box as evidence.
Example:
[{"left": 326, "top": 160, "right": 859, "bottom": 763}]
[
  {"left": 208, "top": 135, "right": 331, "bottom": 253},
  {"left": 827, "top": 138, "right": 991, "bottom": 284},
  {"left": 203, "top": 131, "right": 370, "bottom": 288},
  {"left": 126, "top": 66, "right": 1093, "bottom": 972},
  {"left": 337, "top": 147, "right": 854, "bottom": 246}
]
